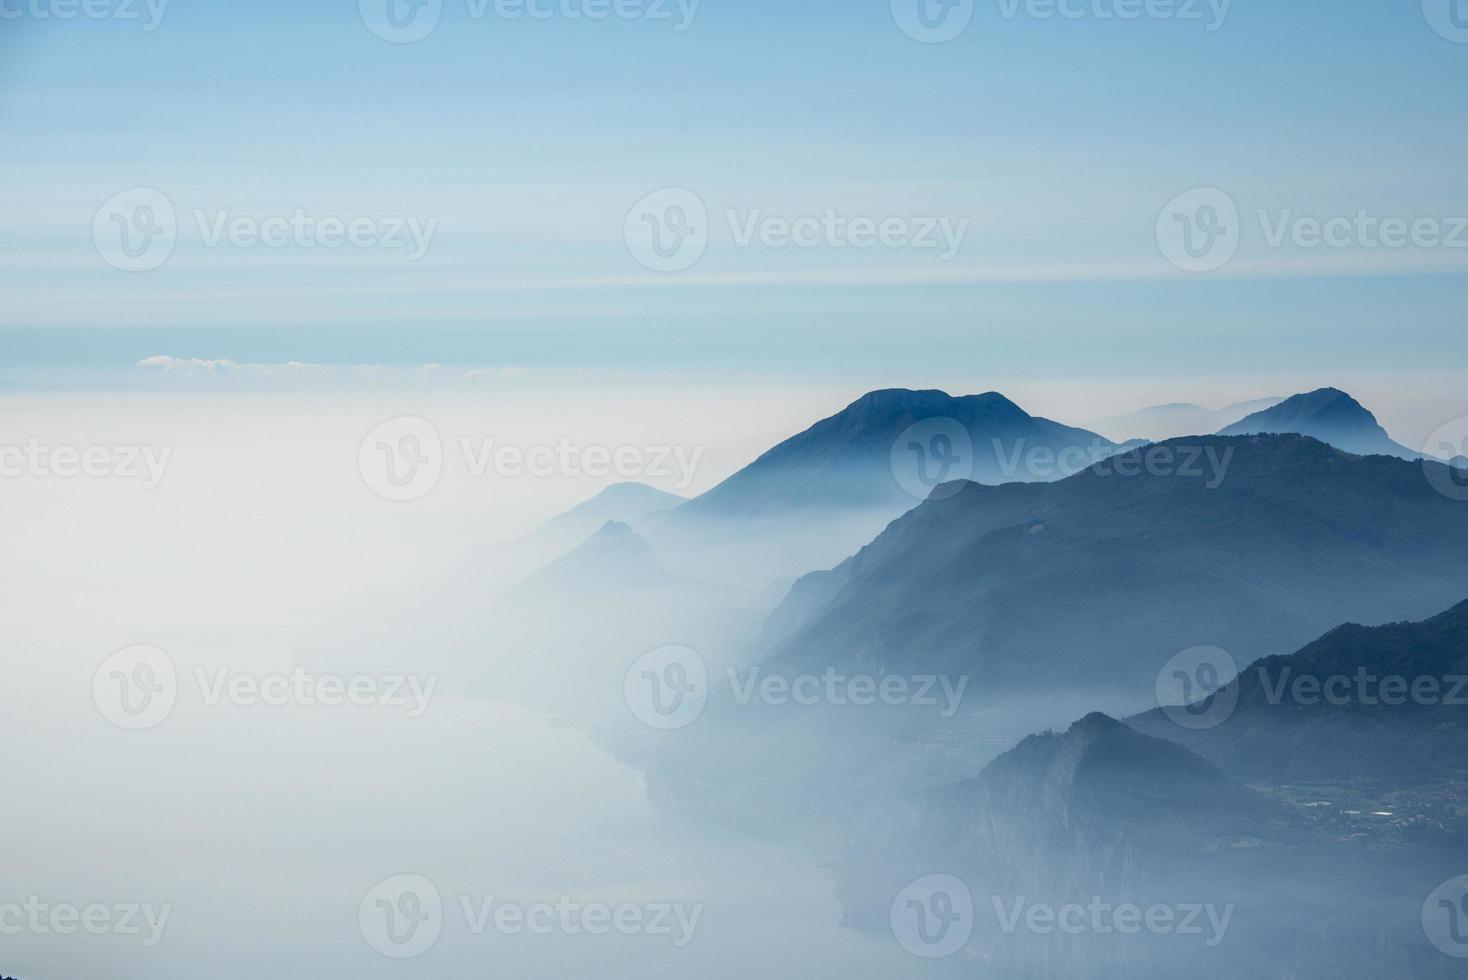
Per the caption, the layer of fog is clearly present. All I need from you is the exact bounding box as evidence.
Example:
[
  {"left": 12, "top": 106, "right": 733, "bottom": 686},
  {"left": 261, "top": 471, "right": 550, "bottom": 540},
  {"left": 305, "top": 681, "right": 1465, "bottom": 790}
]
[{"left": 0, "top": 391, "right": 930, "bottom": 980}]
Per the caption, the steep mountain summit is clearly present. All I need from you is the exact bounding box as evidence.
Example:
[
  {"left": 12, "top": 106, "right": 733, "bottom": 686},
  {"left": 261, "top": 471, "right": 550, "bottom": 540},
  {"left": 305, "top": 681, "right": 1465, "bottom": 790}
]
[
  {"left": 639, "top": 387, "right": 1127, "bottom": 586},
  {"left": 941, "top": 711, "right": 1281, "bottom": 867},
  {"left": 1218, "top": 387, "right": 1420, "bottom": 459},
  {"left": 671, "top": 387, "right": 1119, "bottom": 520}
]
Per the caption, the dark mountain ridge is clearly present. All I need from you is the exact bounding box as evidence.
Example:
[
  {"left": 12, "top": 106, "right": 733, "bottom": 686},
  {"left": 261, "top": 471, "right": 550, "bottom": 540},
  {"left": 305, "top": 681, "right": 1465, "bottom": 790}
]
[
  {"left": 763, "top": 433, "right": 1468, "bottom": 700},
  {"left": 1130, "top": 599, "right": 1468, "bottom": 782}
]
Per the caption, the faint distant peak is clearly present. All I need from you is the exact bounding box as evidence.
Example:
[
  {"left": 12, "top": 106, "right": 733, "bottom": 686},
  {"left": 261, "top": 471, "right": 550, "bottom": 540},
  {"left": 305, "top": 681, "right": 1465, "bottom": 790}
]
[{"left": 1218, "top": 387, "right": 1420, "bottom": 460}]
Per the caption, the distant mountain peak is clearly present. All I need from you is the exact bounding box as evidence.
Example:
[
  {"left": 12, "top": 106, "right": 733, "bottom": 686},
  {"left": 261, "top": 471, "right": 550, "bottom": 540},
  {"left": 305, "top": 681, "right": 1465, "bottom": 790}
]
[
  {"left": 843, "top": 387, "right": 1027, "bottom": 420},
  {"left": 1228, "top": 386, "right": 1367, "bottom": 423},
  {"left": 527, "top": 482, "right": 685, "bottom": 547},
  {"left": 669, "top": 387, "right": 1115, "bottom": 522},
  {"left": 553, "top": 483, "right": 685, "bottom": 520},
  {"left": 1218, "top": 387, "right": 1419, "bottom": 459},
  {"left": 518, "top": 519, "right": 670, "bottom": 591},
  {"left": 581, "top": 520, "right": 649, "bottom": 553}
]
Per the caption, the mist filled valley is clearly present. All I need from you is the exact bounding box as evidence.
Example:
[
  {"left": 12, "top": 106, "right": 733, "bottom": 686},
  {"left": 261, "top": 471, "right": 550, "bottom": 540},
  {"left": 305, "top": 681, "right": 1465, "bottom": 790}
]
[
  {"left": 6, "top": 3, "right": 1468, "bottom": 974},
  {"left": 5, "top": 382, "right": 1468, "bottom": 979}
]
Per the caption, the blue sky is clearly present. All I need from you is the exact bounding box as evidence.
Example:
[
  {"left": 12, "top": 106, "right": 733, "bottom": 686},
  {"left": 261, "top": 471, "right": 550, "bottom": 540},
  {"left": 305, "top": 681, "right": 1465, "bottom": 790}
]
[{"left": 3, "top": 0, "right": 1467, "bottom": 388}]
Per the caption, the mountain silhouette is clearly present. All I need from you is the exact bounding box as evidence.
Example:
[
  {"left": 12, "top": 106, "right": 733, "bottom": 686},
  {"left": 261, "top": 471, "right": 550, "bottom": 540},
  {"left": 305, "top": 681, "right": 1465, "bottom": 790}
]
[
  {"left": 483, "top": 521, "right": 758, "bottom": 722},
  {"left": 674, "top": 388, "right": 1120, "bottom": 518},
  {"left": 531, "top": 482, "right": 684, "bottom": 543},
  {"left": 646, "top": 388, "right": 1126, "bottom": 585},
  {"left": 1130, "top": 598, "right": 1468, "bottom": 782},
  {"left": 1217, "top": 387, "right": 1420, "bottom": 459},
  {"left": 516, "top": 520, "right": 679, "bottom": 592},
  {"left": 834, "top": 712, "right": 1293, "bottom": 979},
  {"left": 764, "top": 434, "right": 1468, "bottom": 699},
  {"left": 931, "top": 712, "right": 1284, "bottom": 876}
]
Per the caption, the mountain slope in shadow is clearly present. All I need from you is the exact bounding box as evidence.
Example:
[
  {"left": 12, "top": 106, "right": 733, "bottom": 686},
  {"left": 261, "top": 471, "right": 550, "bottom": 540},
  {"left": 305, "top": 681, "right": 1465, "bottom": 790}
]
[
  {"left": 764, "top": 434, "right": 1468, "bottom": 702},
  {"left": 1129, "top": 598, "right": 1468, "bottom": 783}
]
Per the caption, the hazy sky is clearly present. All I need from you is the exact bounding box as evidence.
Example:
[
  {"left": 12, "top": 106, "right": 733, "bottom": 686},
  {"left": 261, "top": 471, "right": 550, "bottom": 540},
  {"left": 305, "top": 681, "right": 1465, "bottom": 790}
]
[{"left": 2, "top": 0, "right": 1466, "bottom": 402}]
